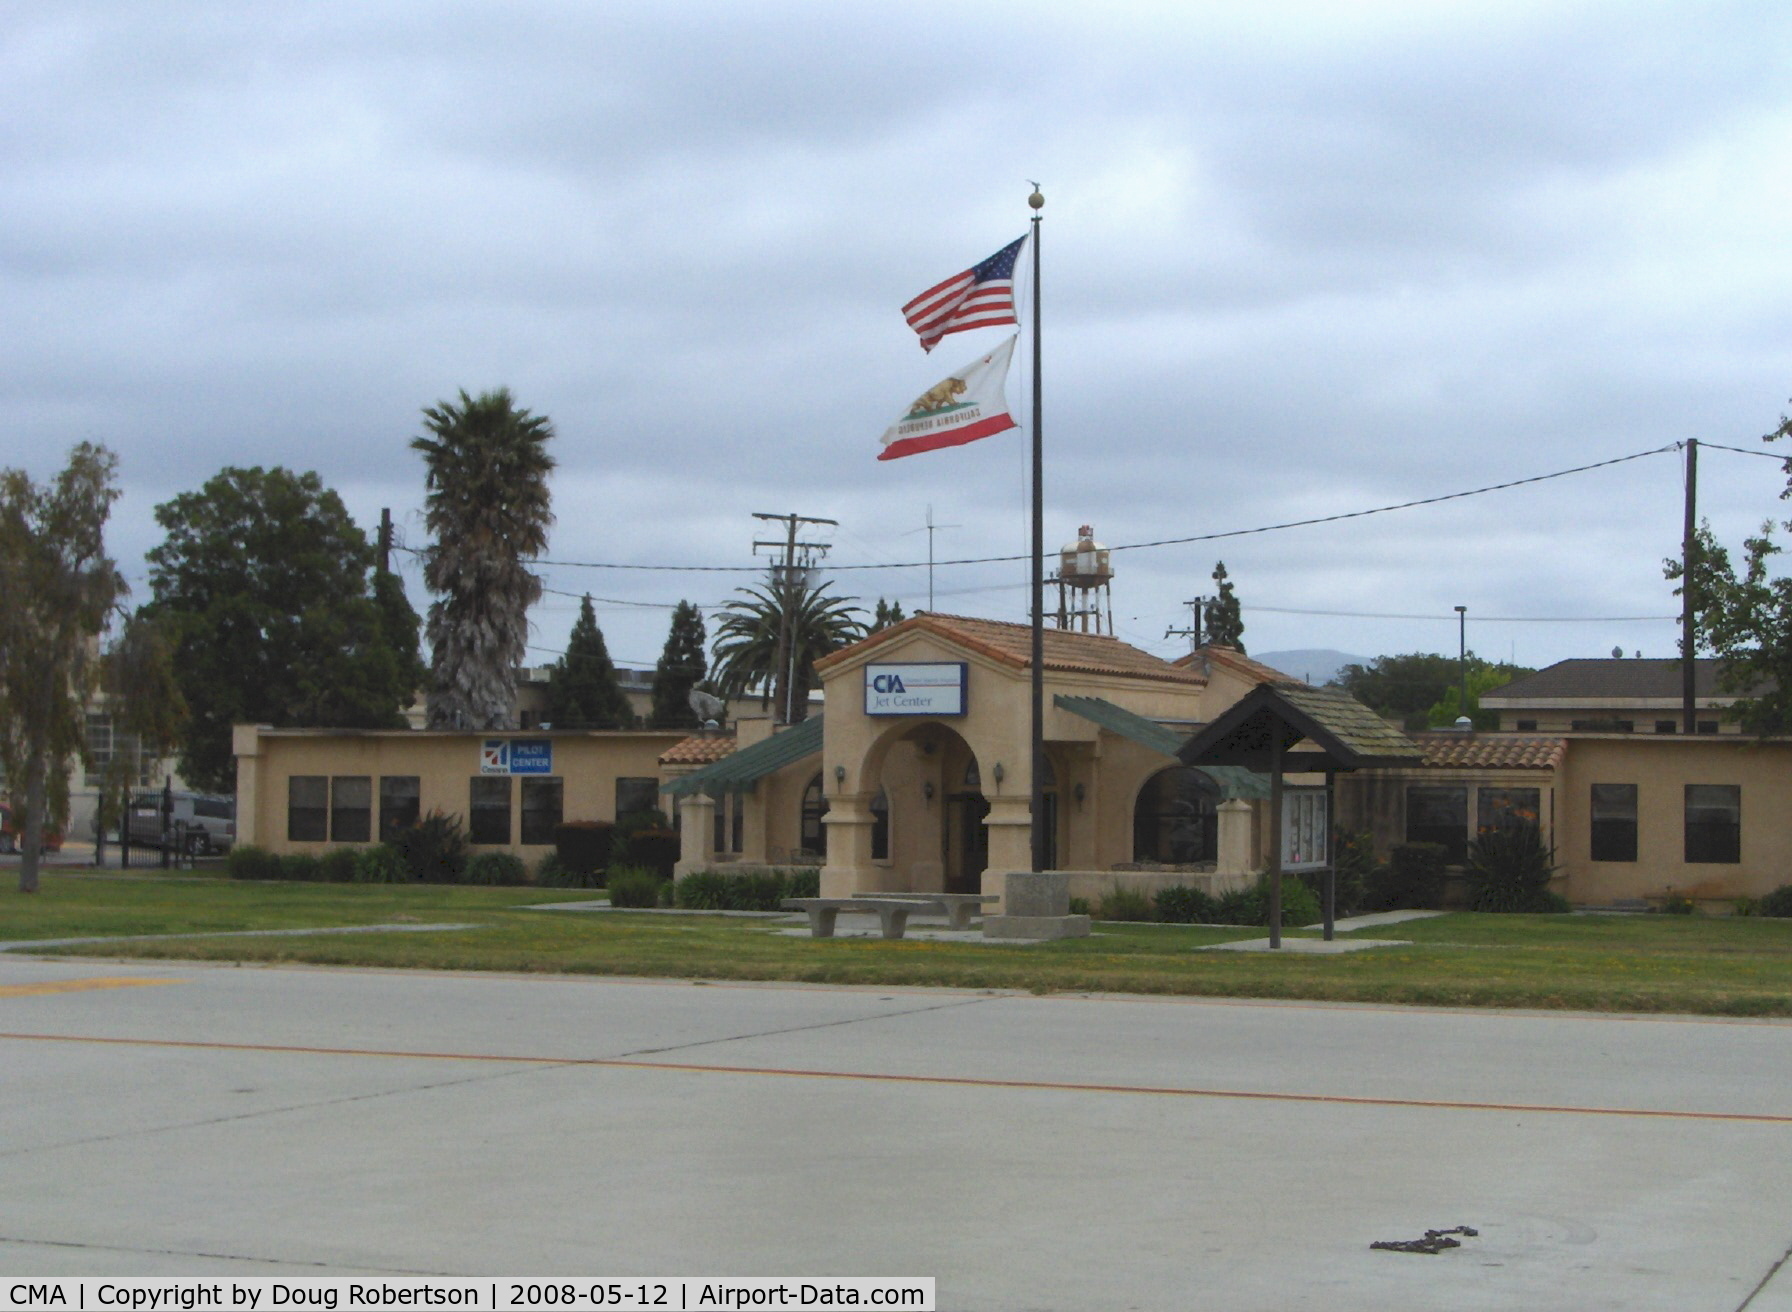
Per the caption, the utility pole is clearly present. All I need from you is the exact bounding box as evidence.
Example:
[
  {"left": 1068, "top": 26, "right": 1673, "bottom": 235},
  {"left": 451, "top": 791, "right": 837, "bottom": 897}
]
[
  {"left": 753, "top": 511, "right": 837, "bottom": 725},
  {"left": 1682, "top": 438, "right": 1698, "bottom": 734},
  {"left": 1165, "top": 596, "right": 1206, "bottom": 652}
]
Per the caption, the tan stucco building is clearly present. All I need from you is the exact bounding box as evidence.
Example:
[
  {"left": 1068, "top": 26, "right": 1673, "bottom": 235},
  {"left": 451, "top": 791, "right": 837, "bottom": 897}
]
[{"left": 234, "top": 616, "right": 1792, "bottom": 913}]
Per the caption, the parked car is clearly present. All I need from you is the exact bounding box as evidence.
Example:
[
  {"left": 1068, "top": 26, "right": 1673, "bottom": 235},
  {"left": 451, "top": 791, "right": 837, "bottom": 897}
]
[
  {"left": 0, "top": 803, "right": 64, "bottom": 854},
  {"left": 126, "top": 790, "right": 236, "bottom": 855}
]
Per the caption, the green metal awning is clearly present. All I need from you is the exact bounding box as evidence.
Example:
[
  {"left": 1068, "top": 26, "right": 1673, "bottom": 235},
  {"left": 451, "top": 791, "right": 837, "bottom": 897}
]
[
  {"left": 1054, "top": 695, "right": 1270, "bottom": 799},
  {"left": 661, "top": 715, "right": 825, "bottom": 797}
]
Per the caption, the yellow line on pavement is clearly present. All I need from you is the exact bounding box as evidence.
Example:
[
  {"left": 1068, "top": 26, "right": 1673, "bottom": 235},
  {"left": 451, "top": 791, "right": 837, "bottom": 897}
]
[
  {"left": 0, "top": 978, "right": 182, "bottom": 999},
  {"left": 1, "top": 1028, "right": 1788, "bottom": 1124}
]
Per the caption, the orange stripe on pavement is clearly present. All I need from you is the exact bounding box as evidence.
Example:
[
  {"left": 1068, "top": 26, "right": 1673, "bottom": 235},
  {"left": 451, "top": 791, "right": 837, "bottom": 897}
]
[
  {"left": 1, "top": 1028, "right": 1788, "bottom": 1124},
  {"left": 0, "top": 978, "right": 182, "bottom": 999}
]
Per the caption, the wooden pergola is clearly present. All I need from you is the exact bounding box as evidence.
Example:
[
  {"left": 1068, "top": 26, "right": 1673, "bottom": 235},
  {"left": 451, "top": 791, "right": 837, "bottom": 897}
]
[{"left": 1177, "top": 683, "right": 1422, "bottom": 948}]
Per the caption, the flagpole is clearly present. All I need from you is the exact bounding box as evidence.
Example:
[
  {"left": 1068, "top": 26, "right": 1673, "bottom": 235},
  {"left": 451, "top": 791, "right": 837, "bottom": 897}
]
[{"left": 1028, "top": 186, "right": 1045, "bottom": 874}]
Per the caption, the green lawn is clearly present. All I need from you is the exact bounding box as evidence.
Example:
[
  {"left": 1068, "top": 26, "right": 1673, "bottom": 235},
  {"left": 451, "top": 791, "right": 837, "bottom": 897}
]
[{"left": 5, "top": 873, "right": 1792, "bottom": 1016}]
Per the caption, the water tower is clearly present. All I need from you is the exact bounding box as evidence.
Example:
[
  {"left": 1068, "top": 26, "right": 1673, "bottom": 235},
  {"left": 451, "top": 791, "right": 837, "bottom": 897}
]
[{"left": 1054, "top": 524, "right": 1114, "bottom": 634}]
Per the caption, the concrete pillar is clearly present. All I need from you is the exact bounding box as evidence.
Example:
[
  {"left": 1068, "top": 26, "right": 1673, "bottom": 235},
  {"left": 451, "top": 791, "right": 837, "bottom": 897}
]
[
  {"left": 980, "top": 795, "right": 1034, "bottom": 906},
  {"left": 1217, "top": 798, "right": 1255, "bottom": 875},
  {"left": 231, "top": 724, "right": 264, "bottom": 849},
  {"left": 820, "top": 795, "right": 876, "bottom": 897},
  {"left": 674, "top": 793, "right": 717, "bottom": 877}
]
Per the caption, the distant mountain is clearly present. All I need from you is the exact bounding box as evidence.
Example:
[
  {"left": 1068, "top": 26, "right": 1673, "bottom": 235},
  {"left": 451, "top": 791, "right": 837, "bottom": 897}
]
[{"left": 1253, "top": 648, "right": 1370, "bottom": 687}]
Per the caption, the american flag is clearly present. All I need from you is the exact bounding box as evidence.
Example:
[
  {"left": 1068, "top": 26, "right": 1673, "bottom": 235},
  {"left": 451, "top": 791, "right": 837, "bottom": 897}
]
[{"left": 902, "top": 235, "right": 1026, "bottom": 352}]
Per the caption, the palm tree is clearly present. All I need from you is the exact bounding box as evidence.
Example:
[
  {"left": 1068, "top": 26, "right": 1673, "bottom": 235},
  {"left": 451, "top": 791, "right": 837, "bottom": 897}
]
[
  {"left": 711, "top": 581, "right": 867, "bottom": 723},
  {"left": 411, "top": 388, "right": 555, "bottom": 729}
]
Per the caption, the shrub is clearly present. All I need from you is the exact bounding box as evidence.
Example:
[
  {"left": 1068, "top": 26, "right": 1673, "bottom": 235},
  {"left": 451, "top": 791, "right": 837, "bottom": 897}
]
[
  {"left": 466, "top": 851, "right": 528, "bottom": 886},
  {"left": 534, "top": 851, "right": 600, "bottom": 888},
  {"left": 607, "top": 865, "right": 666, "bottom": 908},
  {"left": 1154, "top": 884, "right": 1218, "bottom": 924},
  {"left": 553, "top": 821, "right": 612, "bottom": 880},
  {"left": 1757, "top": 885, "right": 1792, "bottom": 918},
  {"left": 279, "top": 853, "right": 322, "bottom": 882},
  {"left": 1366, "top": 843, "right": 1447, "bottom": 911},
  {"left": 1464, "top": 827, "right": 1563, "bottom": 913},
  {"left": 318, "top": 848, "right": 361, "bottom": 883},
  {"left": 227, "top": 845, "right": 283, "bottom": 881},
  {"left": 1096, "top": 884, "right": 1156, "bottom": 922},
  {"left": 1068, "top": 896, "right": 1091, "bottom": 917},
  {"left": 1210, "top": 873, "right": 1322, "bottom": 928},
  {"left": 354, "top": 844, "right": 408, "bottom": 884},
  {"left": 392, "top": 809, "right": 469, "bottom": 884},
  {"left": 621, "top": 828, "right": 680, "bottom": 881},
  {"left": 1660, "top": 893, "right": 1696, "bottom": 916},
  {"left": 674, "top": 867, "right": 818, "bottom": 911}
]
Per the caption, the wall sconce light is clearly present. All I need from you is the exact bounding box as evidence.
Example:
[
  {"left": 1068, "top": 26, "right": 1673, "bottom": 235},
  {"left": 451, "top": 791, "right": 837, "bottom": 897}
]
[
  {"left": 833, "top": 764, "right": 846, "bottom": 790},
  {"left": 991, "top": 762, "right": 1005, "bottom": 790},
  {"left": 922, "top": 781, "right": 935, "bottom": 803},
  {"left": 1073, "top": 782, "right": 1086, "bottom": 806}
]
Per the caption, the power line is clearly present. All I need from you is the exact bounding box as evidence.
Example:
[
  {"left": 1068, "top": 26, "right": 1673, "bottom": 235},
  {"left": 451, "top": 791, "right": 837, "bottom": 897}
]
[
  {"left": 527, "top": 443, "right": 1682, "bottom": 574},
  {"left": 1246, "top": 604, "right": 1673, "bottom": 623},
  {"left": 1698, "top": 439, "right": 1791, "bottom": 462}
]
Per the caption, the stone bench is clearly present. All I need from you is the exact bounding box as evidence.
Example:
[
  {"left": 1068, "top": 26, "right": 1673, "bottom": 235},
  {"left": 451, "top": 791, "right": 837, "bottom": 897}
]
[
  {"left": 781, "top": 894, "right": 997, "bottom": 938},
  {"left": 850, "top": 892, "right": 998, "bottom": 932}
]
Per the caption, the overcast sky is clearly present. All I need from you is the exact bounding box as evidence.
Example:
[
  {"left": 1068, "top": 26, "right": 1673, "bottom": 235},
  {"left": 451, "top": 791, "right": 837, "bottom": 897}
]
[{"left": 7, "top": 1, "right": 1792, "bottom": 680}]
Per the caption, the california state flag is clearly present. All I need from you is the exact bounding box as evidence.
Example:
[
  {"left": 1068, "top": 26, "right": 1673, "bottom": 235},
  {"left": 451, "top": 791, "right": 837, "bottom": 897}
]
[{"left": 877, "top": 335, "right": 1019, "bottom": 461}]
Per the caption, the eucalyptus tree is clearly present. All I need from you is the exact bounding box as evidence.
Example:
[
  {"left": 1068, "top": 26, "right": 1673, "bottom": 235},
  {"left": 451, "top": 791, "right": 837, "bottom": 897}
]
[
  {"left": 412, "top": 388, "right": 555, "bottom": 729},
  {"left": 711, "top": 581, "right": 867, "bottom": 724},
  {"left": 0, "top": 443, "right": 127, "bottom": 893}
]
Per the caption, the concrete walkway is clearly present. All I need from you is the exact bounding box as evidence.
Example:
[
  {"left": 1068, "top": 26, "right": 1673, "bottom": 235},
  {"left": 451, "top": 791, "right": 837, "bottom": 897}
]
[{"left": 3, "top": 953, "right": 1790, "bottom": 1309}]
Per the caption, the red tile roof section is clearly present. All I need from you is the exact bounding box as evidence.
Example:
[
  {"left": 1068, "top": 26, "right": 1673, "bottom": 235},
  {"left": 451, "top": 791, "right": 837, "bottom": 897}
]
[
  {"left": 660, "top": 735, "right": 738, "bottom": 766},
  {"left": 1172, "top": 645, "right": 1305, "bottom": 687},
  {"left": 816, "top": 613, "right": 1204, "bottom": 686},
  {"left": 1412, "top": 733, "right": 1567, "bottom": 770}
]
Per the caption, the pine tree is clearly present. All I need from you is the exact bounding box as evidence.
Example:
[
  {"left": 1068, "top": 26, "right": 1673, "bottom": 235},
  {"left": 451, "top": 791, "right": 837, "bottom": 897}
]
[
  {"left": 871, "top": 598, "right": 907, "bottom": 632},
  {"left": 547, "top": 596, "right": 634, "bottom": 729},
  {"left": 648, "top": 601, "right": 708, "bottom": 729},
  {"left": 1203, "top": 561, "right": 1245, "bottom": 653}
]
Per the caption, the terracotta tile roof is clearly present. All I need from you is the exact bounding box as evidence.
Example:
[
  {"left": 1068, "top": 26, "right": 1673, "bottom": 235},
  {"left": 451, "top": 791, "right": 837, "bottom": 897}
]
[
  {"left": 816, "top": 613, "right": 1204, "bottom": 686},
  {"left": 1172, "top": 645, "right": 1305, "bottom": 687},
  {"left": 659, "top": 735, "right": 738, "bottom": 766},
  {"left": 1412, "top": 733, "right": 1567, "bottom": 770}
]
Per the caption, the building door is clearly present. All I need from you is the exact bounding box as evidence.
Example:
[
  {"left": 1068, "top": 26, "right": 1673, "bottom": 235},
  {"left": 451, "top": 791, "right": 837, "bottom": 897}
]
[{"left": 945, "top": 792, "right": 990, "bottom": 894}]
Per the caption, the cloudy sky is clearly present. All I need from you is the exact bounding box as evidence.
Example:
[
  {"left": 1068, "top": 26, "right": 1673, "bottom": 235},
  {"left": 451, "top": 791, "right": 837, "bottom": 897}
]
[{"left": 7, "top": 0, "right": 1792, "bottom": 680}]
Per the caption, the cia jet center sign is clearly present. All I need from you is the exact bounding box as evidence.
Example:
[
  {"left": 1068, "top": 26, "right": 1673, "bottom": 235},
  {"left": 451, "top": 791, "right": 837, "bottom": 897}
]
[{"left": 864, "top": 663, "right": 968, "bottom": 716}]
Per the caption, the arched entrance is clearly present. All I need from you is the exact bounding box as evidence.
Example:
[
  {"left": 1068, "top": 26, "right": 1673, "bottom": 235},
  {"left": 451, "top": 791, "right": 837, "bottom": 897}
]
[
  {"left": 945, "top": 755, "right": 989, "bottom": 894},
  {"left": 1133, "top": 766, "right": 1221, "bottom": 864}
]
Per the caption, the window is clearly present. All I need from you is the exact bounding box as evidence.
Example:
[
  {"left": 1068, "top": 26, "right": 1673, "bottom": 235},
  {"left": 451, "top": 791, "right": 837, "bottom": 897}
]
[
  {"left": 1696, "top": 721, "right": 1719, "bottom": 735},
  {"left": 1282, "top": 789, "right": 1328, "bottom": 871},
  {"left": 616, "top": 777, "right": 659, "bottom": 820},
  {"left": 1590, "top": 784, "right": 1637, "bottom": 862},
  {"left": 1404, "top": 785, "right": 1468, "bottom": 864},
  {"left": 287, "top": 776, "right": 327, "bottom": 843},
  {"left": 1133, "top": 767, "right": 1219, "bottom": 865},
  {"left": 801, "top": 774, "right": 829, "bottom": 857},
  {"left": 1477, "top": 787, "right": 1541, "bottom": 836},
  {"left": 1515, "top": 719, "right": 1538, "bottom": 732},
  {"left": 712, "top": 793, "right": 744, "bottom": 855},
  {"left": 521, "top": 777, "right": 563, "bottom": 845},
  {"left": 1685, "top": 785, "right": 1740, "bottom": 863},
  {"left": 470, "top": 777, "right": 512, "bottom": 845},
  {"left": 379, "top": 776, "right": 420, "bottom": 843},
  {"left": 1571, "top": 719, "right": 1634, "bottom": 733},
  {"left": 330, "top": 776, "right": 371, "bottom": 843},
  {"left": 1655, "top": 720, "right": 1678, "bottom": 735},
  {"left": 870, "top": 790, "right": 889, "bottom": 861},
  {"left": 84, "top": 712, "right": 151, "bottom": 788}
]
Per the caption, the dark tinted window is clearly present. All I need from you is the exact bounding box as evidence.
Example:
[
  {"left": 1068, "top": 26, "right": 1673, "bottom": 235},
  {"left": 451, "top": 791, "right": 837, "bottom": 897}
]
[
  {"left": 1590, "top": 784, "right": 1637, "bottom": 862},
  {"left": 470, "top": 777, "right": 511, "bottom": 845},
  {"left": 521, "top": 777, "right": 563, "bottom": 846},
  {"left": 379, "top": 776, "right": 421, "bottom": 843},
  {"left": 1405, "top": 786, "right": 1468, "bottom": 864},
  {"left": 1685, "top": 785, "right": 1740, "bottom": 863},
  {"left": 330, "top": 776, "right": 371, "bottom": 843},
  {"left": 287, "top": 776, "right": 327, "bottom": 843}
]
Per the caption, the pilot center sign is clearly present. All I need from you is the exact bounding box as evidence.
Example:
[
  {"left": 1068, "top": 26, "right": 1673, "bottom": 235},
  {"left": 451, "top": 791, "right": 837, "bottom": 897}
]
[{"left": 864, "top": 662, "right": 968, "bottom": 716}]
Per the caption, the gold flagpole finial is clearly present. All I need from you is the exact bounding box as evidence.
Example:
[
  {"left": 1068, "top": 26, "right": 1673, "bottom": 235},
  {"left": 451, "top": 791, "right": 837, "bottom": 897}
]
[{"left": 1027, "top": 182, "right": 1044, "bottom": 210}]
